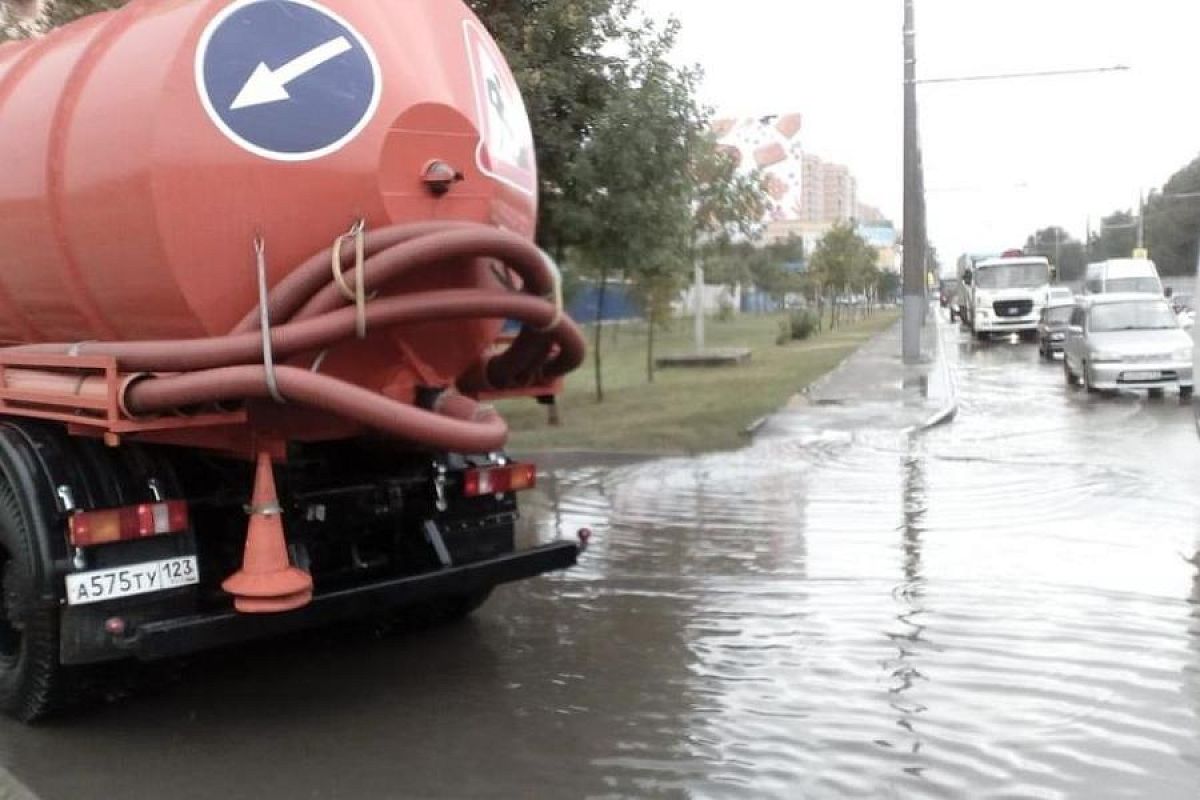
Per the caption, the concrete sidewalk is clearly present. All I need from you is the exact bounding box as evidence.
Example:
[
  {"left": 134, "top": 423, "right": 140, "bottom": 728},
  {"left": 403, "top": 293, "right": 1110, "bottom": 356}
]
[{"left": 757, "top": 309, "right": 958, "bottom": 437}]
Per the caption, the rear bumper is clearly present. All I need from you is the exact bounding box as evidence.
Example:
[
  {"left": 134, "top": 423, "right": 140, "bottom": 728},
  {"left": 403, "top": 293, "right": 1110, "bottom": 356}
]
[{"left": 109, "top": 542, "right": 579, "bottom": 662}]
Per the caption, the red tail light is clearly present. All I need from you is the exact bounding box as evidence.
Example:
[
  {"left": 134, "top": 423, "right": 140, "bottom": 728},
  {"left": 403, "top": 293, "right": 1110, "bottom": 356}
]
[
  {"left": 68, "top": 500, "right": 189, "bottom": 547},
  {"left": 462, "top": 463, "right": 537, "bottom": 497}
]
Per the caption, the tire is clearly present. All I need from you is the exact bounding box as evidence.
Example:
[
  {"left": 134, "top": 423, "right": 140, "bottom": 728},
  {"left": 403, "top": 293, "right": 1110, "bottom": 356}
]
[
  {"left": 1181, "top": 386, "right": 1194, "bottom": 400},
  {"left": 1064, "top": 357, "right": 1079, "bottom": 386},
  {"left": 974, "top": 329, "right": 989, "bottom": 342},
  {"left": 0, "top": 478, "right": 67, "bottom": 722},
  {"left": 1083, "top": 362, "right": 1098, "bottom": 394},
  {"left": 1148, "top": 388, "right": 1165, "bottom": 399}
]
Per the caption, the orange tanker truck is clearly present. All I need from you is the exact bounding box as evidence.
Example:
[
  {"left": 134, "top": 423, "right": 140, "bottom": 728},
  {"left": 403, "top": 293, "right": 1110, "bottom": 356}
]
[{"left": 0, "top": 0, "right": 586, "bottom": 720}]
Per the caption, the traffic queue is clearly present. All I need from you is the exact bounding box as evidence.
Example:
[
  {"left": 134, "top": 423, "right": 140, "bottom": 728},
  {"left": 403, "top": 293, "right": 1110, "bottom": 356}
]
[{"left": 941, "top": 253, "right": 1194, "bottom": 399}]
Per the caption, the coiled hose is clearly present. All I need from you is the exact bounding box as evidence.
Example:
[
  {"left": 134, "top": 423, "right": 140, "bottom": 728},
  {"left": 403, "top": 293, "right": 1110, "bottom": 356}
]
[{"left": 12, "top": 222, "right": 586, "bottom": 453}]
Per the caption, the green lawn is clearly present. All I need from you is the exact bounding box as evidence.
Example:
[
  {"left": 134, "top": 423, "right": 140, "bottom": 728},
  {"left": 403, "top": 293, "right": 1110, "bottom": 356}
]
[{"left": 497, "top": 310, "right": 899, "bottom": 454}]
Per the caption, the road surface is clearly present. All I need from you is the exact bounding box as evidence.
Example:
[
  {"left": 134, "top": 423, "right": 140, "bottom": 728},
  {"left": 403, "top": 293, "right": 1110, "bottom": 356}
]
[{"left": 2, "top": 323, "right": 1199, "bottom": 799}]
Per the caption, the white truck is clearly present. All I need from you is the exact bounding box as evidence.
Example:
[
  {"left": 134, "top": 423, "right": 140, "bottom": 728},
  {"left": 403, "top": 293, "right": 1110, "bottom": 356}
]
[
  {"left": 960, "top": 253, "right": 1052, "bottom": 341},
  {"left": 1083, "top": 258, "right": 1163, "bottom": 296}
]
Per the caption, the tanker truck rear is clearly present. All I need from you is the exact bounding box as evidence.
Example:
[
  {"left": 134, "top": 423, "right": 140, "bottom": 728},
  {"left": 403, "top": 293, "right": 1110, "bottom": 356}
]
[{"left": 0, "top": 0, "right": 587, "bottom": 720}]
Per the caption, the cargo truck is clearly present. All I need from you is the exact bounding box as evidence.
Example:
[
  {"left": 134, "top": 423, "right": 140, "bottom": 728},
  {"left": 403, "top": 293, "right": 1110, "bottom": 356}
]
[
  {"left": 0, "top": 0, "right": 587, "bottom": 720},
  {"left": 959, "top": 252, "right": 1052, "bottom": 341}
]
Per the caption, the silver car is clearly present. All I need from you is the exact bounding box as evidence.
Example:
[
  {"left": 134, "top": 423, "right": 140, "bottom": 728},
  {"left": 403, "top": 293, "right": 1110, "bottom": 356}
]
[{"left": 1063, "top": 293, "right": 1194, "bottom": 397}]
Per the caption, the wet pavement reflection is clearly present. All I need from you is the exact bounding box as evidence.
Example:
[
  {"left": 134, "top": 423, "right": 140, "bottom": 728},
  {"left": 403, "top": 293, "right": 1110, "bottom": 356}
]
[{"left": 4, "top": 328, "right": 1200, "bottom": 799}]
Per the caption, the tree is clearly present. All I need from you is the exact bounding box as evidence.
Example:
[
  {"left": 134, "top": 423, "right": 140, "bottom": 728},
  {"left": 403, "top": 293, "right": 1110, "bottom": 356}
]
[
  {"left": 1, "top": 0, "right": 124, "bottom": 39},
  {"left": 1, "top": 0, "right": 45, "bottom": 39},
  {"left": 467, "top": 0, "right": 639, "bottom": 259},
  {"left": 1145, "top": 153, "right": 1200, "bottom": 276},
  {"left": 751, "top": 236, "right": 806, "bottom": 300},
  {"left": 570, "top": 17, "right": 702, "bottom": 397},
  {"left": 1024, "top": 226, "right": 1086, "bottom": 282},
  {"left": 1090, "top": 210, "right": 1138, "bottom": 262},
  {"left": 876, "top": 269, "right": 901, "bottom": 302},
  {"left": 691, "top": 135, "right": 766, "bottom": 249},
  {"left": 808, "top": 223, "right": 878, "bottom": 329}
]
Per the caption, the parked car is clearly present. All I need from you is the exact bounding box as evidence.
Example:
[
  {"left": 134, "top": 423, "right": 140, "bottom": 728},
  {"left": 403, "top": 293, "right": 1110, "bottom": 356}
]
[
  {"left": 1063, "top": 294, "right": 1194, "bottom": 397},
  {"left": 1037, "top": 302, "right": 1075, "bottom": 359}
]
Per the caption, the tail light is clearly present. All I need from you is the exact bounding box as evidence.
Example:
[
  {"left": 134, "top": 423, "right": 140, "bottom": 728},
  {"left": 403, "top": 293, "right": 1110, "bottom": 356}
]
[
  {"left": 68, "top": 501, "right": 189, "bottom": 547},
  {"left": 462, "top": 463, "right": 537, "bottom": 498}
]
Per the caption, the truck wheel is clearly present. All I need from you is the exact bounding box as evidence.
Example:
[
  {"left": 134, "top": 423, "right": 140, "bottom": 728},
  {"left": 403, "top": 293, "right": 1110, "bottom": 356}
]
[
  {"left": 1083, "top": 363, "right": 1098, "bottom": 394},
  {"left": 974, "top": 330, "right": 989, "bottom": 342},
  {"left": 0, "top": 479, "right": 67, "bottom": 722}
]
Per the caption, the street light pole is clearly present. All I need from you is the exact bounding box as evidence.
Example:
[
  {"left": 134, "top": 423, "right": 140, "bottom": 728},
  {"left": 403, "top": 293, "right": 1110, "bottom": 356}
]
[
  {"left": 902, "top": 0, "right": 925, "bottom": 363},
  {"left": 1137, "top": 190, "right": 1145, "bottom": 251}
]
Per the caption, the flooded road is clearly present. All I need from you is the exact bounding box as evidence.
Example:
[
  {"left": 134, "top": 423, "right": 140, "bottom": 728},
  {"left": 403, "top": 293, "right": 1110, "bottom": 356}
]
[{"left": 3, "top": 326, "right": 1200, "bottom": 798}]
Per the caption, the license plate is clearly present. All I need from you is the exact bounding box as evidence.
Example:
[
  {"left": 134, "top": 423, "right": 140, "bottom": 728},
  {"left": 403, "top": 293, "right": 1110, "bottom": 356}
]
[
  {"left": 65, "top": 556, "right": 199, "bottom": 606},
  {"left": 1123, "top": 370, "right": 1160, "bottom": 382}
]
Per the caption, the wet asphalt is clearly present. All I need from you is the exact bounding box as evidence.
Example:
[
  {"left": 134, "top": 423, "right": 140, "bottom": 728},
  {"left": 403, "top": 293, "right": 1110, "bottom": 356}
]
[{"left": 2, "top": 321, "right": 1200, "bottom": 799}]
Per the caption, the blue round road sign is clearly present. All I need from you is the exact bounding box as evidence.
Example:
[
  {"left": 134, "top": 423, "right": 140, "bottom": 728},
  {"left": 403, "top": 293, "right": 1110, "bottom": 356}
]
[{"left": 195, "top": 0, "right": 382, "bottom": 161}]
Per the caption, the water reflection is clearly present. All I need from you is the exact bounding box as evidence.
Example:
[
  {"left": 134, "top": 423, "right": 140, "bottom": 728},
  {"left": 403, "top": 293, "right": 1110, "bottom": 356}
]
[{"left": 882, "top": 437, "right": 930, "bottom": 780}]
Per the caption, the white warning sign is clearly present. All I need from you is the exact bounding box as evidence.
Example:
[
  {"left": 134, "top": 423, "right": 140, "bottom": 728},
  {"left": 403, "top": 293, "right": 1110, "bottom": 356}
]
[{"left": 464, "top": 20, "right": 536, "bottom": 196}]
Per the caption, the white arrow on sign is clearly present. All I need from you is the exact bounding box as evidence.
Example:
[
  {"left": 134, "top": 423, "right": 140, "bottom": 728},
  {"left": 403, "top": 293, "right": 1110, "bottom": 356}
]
[{"left": 230, "top": 36, "right": 354, "bottom": 110}]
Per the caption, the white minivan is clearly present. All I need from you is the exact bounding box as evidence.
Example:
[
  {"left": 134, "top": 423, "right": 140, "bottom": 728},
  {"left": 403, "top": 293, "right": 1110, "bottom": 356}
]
[{"left": 1083, "top": 258, "right": 1163, "bottom": 296}]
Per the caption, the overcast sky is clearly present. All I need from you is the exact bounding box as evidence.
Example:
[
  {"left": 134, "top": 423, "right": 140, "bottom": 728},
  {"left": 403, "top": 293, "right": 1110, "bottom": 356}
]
[{"left": 641, "top": 0, "right": 1200, "bottom": 268}]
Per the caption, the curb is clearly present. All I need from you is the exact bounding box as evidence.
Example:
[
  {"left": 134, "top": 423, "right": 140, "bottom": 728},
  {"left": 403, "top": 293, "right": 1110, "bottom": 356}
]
[{"left": 918, "top": 317, "right": 959, "bottom": 431}]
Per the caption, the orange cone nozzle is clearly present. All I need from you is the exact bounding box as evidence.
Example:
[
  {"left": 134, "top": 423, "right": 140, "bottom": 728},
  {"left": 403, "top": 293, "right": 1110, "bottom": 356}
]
[{"left": 222, "top": 451, "right": 314, "bottom": 614}]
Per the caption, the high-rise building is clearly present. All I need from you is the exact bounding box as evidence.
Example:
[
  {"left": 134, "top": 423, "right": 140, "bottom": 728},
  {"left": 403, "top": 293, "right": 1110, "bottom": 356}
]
[
  {"left": 801, "top": 155, "right": 857, "bottom": 225},
  {"left": 705, "top": 115, "right": 878, "bottom": 236}
]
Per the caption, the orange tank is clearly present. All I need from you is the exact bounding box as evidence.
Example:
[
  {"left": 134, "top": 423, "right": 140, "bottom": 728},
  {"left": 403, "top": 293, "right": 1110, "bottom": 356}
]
[{"left": 0, "top": 0, "right": 538, "bottom": 391}]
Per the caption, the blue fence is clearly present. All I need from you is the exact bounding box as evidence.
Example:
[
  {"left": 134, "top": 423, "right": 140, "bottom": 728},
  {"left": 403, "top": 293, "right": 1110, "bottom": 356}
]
[
  {"left": 567, "top": 282, "right": 642, "bottom": 323},
  {"left": 740, "top": 289, "right": 782, "bottom": 313}
]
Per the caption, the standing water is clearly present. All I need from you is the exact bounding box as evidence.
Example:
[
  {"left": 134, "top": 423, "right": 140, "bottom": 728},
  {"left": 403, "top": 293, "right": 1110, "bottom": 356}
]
[{"left": 514, "top": 331, "right": 1200, "bottom": 798}]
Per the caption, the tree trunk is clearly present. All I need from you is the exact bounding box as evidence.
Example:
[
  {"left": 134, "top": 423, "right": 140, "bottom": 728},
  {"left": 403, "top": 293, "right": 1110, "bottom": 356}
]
[
  {"left": 593, "top": 264, "right": 609, "bottom": 402},
  {"left": 646, "top": 306, "right": 656, "bottom": 384}
]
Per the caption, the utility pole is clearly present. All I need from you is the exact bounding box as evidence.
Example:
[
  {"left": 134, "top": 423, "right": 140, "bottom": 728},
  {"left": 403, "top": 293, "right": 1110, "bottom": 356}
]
[
  {"left": 902, "top": 0, "right": 925, "bottom": 363},
  {"left": 1136, "top": 190, "right": 1146, "bottom": 253}
]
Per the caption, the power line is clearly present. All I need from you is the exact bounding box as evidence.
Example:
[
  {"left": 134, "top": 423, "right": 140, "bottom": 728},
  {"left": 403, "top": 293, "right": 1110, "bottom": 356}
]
[{"left": 915, "top": 65, "right": 1130, "bottom": 86}]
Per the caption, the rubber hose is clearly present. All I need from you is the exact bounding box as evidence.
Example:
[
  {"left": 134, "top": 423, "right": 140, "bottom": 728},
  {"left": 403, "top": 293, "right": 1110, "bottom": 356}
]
[
  {"left": 14, "top": 291, "right": 584, "bottom": 375},
  {"left": 6, "top": 222, "right": 581, "bottom": 452},
  {"left": 290, "top": 228, "right": 556, "bottom": 322},
  {"left": 125, "top": 366, "right": 509, "bottom": 454},
  {"left": 231, "top": 221, "right": 476, "bottom": 334}
]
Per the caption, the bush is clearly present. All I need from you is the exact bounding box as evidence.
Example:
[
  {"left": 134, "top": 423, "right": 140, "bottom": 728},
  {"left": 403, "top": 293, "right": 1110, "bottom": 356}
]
[{"left": 777, "top": 309, "right": 819, "bottom": 344}]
